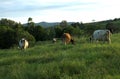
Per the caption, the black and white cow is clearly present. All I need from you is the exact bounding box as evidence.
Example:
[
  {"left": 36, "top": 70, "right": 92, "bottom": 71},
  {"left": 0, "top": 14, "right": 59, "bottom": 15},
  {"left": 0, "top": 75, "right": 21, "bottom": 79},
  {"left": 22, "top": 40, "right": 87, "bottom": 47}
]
[{"left": 19, "top": 38, "right": 29, "bottom": 49}]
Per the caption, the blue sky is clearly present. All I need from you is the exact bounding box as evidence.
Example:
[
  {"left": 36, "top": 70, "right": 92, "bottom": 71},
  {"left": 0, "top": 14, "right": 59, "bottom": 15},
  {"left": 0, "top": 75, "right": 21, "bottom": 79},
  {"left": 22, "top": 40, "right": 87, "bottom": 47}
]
[{"left": 0, "top": 0, "right": 120, "bottom": 23}]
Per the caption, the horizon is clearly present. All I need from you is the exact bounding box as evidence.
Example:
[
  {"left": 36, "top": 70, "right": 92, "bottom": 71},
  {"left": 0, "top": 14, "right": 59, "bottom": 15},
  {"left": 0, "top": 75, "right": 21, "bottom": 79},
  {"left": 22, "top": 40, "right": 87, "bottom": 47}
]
[
  {"left": 0, "top": 0, "right": 120, "bottom": 24},
  {"left": 0, "top": 17, "right": 119, "bottom": 24}
]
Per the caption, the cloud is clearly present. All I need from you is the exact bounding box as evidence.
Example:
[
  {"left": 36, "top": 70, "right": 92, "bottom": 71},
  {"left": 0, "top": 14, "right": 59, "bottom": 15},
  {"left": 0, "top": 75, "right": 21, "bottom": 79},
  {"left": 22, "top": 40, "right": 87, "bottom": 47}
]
[
  {"left": 0, "top": 0, "right": 120, "bottom": 23},
  {"left": 0, "top": 0, "right": 88, "bottom": 22},
  {"left": 0, "top": 0, "right": 97, "bottom": 13}
]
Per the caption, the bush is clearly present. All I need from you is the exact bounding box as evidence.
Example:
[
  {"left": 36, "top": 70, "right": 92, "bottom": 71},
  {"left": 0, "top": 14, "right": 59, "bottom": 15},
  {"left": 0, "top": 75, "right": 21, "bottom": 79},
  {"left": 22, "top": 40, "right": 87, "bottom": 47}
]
[
  {"left": 27, "top": 26, "right": 47, "bottom": 41},
  {"left": 15, "top": 29, "right": 36, "bottom": 47},
  {"left": 0, "top": 26, "right": 35, "bottom": 49},
  {"left": 0, "top": 26, "right": 15, "bottom": 49}
]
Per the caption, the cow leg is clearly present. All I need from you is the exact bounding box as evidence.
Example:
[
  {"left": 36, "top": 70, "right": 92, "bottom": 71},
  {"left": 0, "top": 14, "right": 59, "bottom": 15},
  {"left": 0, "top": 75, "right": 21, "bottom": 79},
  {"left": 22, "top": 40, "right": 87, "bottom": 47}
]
[
  {"left": 66, "top": 38, "right": 71, "bottom": 44},
  {"left": 108, "top": 38, "right": 111, "bottom": 44}
]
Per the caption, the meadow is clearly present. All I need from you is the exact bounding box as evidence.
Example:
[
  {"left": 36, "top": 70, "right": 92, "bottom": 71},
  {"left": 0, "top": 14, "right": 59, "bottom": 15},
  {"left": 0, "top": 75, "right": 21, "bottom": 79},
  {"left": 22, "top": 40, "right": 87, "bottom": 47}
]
[{"left": 0, "top": 33, "right": 120, "bottom": 79}]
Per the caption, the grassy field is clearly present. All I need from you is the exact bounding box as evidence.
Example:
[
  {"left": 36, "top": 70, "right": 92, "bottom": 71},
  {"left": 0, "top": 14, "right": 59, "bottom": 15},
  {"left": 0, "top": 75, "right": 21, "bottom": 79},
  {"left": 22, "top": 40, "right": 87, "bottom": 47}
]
[{"left": 0, "top": 33, "right": 120, "bottom": 79}]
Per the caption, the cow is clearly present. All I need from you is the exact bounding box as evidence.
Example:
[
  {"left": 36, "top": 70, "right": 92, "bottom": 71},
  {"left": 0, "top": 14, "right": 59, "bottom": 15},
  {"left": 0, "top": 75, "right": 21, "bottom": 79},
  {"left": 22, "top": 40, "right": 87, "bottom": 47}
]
[
  {"left": 62, "top": 33, "right": 75, "bottom": 45},
  {"left": 19, "top": 38, "right": 29, "bottom": 49},
  {"left": 52, "top": 38, "right": 57, "bottom": 43},
  {"left": 90, "top": 30, "right": 111, "bottom": 44}
]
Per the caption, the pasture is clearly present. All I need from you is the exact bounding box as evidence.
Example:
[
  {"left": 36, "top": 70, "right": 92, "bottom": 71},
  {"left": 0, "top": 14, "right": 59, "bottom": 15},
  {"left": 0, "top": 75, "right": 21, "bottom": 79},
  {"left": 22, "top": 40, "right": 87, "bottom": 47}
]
[{"left": 0, "top": 33, "right": 120, "bottom": 79}]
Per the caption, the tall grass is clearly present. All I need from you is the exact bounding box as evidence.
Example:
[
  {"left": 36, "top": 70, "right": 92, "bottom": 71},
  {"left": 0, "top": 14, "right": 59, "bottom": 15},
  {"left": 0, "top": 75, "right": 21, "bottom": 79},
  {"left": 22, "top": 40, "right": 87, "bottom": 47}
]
[{"left": 0, "top": 33, "right": 120, "bottom": 79}]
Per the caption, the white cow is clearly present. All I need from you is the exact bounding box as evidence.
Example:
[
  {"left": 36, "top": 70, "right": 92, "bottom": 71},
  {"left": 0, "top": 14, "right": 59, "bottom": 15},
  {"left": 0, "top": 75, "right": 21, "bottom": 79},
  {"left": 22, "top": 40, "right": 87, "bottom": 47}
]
[
  {"left": 90, "top": 30, "right": 111, "bottom": 43},
  {"left": 52, "top": 38, "right": 57, "bottom": 43},
  {"left": 19, "top": 38, "right": 29, "bottom": 49}
]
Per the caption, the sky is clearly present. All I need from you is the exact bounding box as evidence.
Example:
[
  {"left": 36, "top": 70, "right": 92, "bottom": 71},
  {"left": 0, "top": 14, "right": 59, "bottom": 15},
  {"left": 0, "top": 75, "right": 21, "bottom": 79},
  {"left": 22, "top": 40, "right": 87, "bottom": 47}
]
[{"left": 0, "top": 0, "right": 120, "bottom": 24}]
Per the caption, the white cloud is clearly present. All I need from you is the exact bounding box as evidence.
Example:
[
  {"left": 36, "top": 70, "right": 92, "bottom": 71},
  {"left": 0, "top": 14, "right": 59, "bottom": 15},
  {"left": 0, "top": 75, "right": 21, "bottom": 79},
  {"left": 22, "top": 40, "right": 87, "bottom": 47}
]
[{"left": 0, "top": 0, "right": 120, "bottom": 23}]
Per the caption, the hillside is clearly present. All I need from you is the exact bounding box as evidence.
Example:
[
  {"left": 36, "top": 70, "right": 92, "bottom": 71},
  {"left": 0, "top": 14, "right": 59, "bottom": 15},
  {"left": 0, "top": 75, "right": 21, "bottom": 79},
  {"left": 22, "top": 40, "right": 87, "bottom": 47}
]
[
  {"left": 0, "top": 33, "right": 120, "bottom": 79},
  {"left": 23, "top": 21, "right": 74, "bottom": 27},
  {"left": 36, "top": 22, "right": 59, "bottom": 27}
]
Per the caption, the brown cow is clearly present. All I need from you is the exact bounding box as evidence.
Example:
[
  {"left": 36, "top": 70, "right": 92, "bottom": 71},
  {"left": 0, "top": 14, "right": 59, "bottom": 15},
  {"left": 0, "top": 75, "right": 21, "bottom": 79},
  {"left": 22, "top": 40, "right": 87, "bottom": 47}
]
[{"left": 62, "top": 33, "right": 75, "bottom": 45}]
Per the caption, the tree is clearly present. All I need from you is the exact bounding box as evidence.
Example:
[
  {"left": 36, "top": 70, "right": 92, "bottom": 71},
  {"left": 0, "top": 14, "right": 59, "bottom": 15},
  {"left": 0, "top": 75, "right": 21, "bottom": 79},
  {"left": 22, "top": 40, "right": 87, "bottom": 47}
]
[
  {"left": 71, "top": 22, "right": 85, "bottom": 29},
  {"left": 0, "top": 26, "right": 15, "bottom": 49},
  {"left": 27, "top": 17, "right": 35, "bottom": 27},
  {"left": 106, "top": 22, "right": 116, "bottom": 33},
  {"left": 28, "top": 17, "right": 32, "bottom": 23},
  {"left": 54, "top": 26, "right": 63, "bottom": 38},
  {"left": 63, "top": 26, "right": 74, "bottom": 34},
  {"left": 0, "top": 18, "right": 18, "bottom": 29},
  {"left": 60, "top": 20, "right": 68, "bottom": 29},
  {"left": 0, "top": 25, "right": 35, "bottom": 49},
  {"left": 13, "top": 22, "right": 23, "bottom": 30},
  {"left": 71, "top": 22, "right": 80, "bottom": 28},
  {"left": 27, "top": 25, "right": 47, "bottom": 41},
  {"left": 15, "top": 29, "right": 36, "bottom": 47},
  {"left": 84, "top": 24, "right": 100, "bottom": 35},
  {"left": 45, "top": 27, "right": 56, "bottom": 40}
]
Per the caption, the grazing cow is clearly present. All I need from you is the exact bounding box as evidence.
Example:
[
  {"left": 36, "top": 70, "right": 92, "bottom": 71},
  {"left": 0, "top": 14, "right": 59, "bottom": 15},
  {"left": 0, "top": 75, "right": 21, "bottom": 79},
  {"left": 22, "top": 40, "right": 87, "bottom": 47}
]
[
  {"left": 19, "top": 38, "right": 29, "bottom": 49},
  {"left": 52, "top": 38, "right": 57, "bottom": 43},
  {"left": 90, "top": 30, "right": 111, "bottom": 43},
  {"left": 62, "top": 33, "right": 75, "bottom": 45}
]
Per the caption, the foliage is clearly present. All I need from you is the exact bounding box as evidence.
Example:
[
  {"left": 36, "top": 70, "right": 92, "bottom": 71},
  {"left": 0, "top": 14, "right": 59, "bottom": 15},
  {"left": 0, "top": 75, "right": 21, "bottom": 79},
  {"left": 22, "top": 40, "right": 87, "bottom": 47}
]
[
  {"left": 27, "top": 25, "right": 47, "bottom": 41},
  {"left": 15, "top": 29, "right": 36, "bottom": 47},
  {"left": 45, "top": 27, "right": 56, "bottom": 40},
  {"left": 0, "top": 25, "right": 35, "bottom": 49},
  {"left": 28, "top": 17, "right": 32, "bottom": 23},
  {"left": 0, "top": 26, "right": 15, "bottom": 49},
  {"left": 63, "top": 25, "right": 84, "bottom": 37},
  {"left": 0, "top": 17, "right": 120, "bottom": 49},
  {"left": 71, "top": 22, "right": 85, "bottom": 29},
  {"left": 54, "top": 26, "right": 63, "bottom": 38},
  {"left": 0, "top": 18, "right": 21, "bottom": 29},
  {"left": 84, "top": 23, "right": 105, "bottom": 35},
  {"left": 106, "top": 22, "right": 120, "bottom": 33},
  {"left": 27, "top": 17, "right": 35, "bottom": 28},
  {"left": 60, "top": 20, "right": 68, "bottom": 28}
]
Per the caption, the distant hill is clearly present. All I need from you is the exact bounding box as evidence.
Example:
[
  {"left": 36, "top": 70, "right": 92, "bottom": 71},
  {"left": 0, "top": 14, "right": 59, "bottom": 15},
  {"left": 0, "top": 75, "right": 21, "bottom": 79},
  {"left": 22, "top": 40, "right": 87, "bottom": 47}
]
[
  {"left": 23, "top": 18, "right": 120, "bottom": 28},
  {"left": 36, "top": 22, "right": 60, "bottom": 27},
  {"left": 23, "top": 22, "right": 75, "bottom": 27},
  {"left": 36, "top": 21, "right": 75, "bottom": 27}
]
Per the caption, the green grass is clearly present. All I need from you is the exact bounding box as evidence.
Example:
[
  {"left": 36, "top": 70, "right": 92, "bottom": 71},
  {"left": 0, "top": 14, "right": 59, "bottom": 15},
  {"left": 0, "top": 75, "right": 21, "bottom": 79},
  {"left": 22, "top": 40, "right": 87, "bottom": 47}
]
[{"left": 0, "top": 33, "right": 120, "bottom": 79}]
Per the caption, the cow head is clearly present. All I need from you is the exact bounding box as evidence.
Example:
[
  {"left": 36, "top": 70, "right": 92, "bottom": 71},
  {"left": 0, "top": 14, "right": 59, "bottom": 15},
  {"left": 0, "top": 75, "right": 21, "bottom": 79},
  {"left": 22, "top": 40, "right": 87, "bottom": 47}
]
[{"left": 70, "top": 38, "right": 75, "bottom": 44}]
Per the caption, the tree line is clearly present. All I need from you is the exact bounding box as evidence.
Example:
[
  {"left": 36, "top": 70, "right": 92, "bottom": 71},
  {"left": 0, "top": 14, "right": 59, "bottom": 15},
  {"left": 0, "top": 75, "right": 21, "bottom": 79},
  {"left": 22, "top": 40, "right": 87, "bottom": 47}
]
[{"left": 0, "top": 18, "right": 120, "bottom": 49}]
